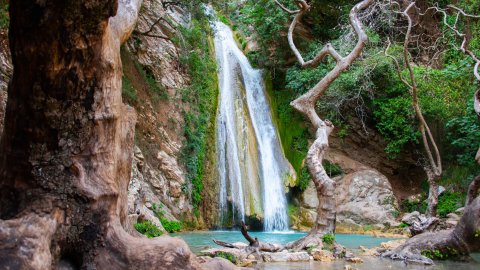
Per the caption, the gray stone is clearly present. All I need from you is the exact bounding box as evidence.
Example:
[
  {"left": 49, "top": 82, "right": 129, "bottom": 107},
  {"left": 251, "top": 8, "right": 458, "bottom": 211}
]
[
  {"left": 298, "top": 169, "right": 399, "bottom": 228},
  {"left": 262, "top": 251, "right": 310, "bottom": 262}
]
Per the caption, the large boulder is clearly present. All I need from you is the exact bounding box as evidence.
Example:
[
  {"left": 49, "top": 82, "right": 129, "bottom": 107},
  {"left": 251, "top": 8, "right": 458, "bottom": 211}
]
[{"left": 297, "top": 169, "right": 399, "bottom": 228}]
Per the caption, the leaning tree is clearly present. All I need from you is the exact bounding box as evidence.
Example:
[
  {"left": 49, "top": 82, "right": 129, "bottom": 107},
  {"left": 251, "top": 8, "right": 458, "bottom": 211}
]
[
  {"left": 274, "top": 0, "right": 374, "bottom": 250},
  {"left": 381, "top": 2, "right": 480, "bottom": 264},
  {"left": 385, "top": 1, "right": 443, "bottom": 218},
  {"left": 0, "top": 1, "right": 208, "bottom": 269}
]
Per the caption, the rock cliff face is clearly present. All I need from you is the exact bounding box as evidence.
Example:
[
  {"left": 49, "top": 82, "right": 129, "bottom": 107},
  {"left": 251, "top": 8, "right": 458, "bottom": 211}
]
[
  {"left": 122, "top": 0, "right": 198, "bottom": 227},
  {"left": 0, "top": 28, "right": 11, "bottom": 138}
]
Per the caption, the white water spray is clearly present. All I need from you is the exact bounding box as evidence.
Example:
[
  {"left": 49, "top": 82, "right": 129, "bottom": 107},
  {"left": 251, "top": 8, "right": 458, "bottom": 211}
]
[{"left": 212, "top": 16, "right": 290, "bottom": 231}]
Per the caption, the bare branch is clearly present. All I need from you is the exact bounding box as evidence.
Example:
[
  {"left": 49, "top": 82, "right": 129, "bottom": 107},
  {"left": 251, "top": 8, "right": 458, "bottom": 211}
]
[
  {"left": 385, "top": 38, "right": 412, "bottom": 89},
  {"left": 274, "top": 0, "right": 300, "bottom": 14}
]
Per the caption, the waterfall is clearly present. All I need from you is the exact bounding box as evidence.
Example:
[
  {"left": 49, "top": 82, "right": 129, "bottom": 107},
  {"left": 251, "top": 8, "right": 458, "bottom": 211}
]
[{"left": 212, "top": 19, "right": 290, "bottom": 231}]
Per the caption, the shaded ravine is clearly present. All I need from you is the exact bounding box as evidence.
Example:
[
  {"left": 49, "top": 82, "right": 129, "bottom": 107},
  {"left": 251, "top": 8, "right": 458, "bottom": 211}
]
[{"left": 212, "top": 18, "right": 291, "bottom": 231}]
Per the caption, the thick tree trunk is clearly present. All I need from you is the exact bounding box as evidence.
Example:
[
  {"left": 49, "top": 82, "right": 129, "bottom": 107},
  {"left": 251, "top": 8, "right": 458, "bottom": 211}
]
[
  {"left": 426, "top": 172, "right": 440, "bottom": 218},
  {"left": 381, "top": 195, "right": 480, "bottom": 265},
  {"left": 0, "top": 1, "right": 203, "bottom": 269}
]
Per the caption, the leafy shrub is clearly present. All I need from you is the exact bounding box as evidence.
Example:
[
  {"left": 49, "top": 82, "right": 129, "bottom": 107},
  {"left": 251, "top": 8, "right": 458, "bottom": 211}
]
[
  {"left": 152, "top": 204, "right": 183, "bottom": 233},
  {"left": 421, "top": 248, "right": 459, "bottom": 260},
  {"left": 134, "top": 62, "right": 168, "bottom": 103},
  {"left": 122, "top": 76, "right": 137, "bottom": 103},
  {"left": 161, "top": 219, "right": 183, "bottom": 233},
  {"left": 400, "top": 196, "right": 427, "bottom": 214},
  {"left": 134, "top": 220, "right": 163, "bottom": 238},
  {"left": 322, "top": 233, "right": 335, "bottom": 245},
  {"left": 437, "top": 191, "right": 465, "bottom": 218},
  {"left": 446, "top": 111, "right": 480, "bottom": 166},
  {"left": 323, "top": 160, "right": 343, "bottom": 177},
  {"left": 216, "top": 252, "right": 236, "bottom": 264},
  {"left": 297, "top": 166, "right": 311, "bottom": 191},
  {"left": 398, "top": 222, "right": 409, "bottom": 228}
]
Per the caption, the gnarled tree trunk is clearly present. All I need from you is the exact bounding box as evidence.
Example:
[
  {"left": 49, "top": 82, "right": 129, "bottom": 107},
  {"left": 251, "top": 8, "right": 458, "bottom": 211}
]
[
  {"left": 274, "top": 0, "right": 374, "bottom": 250},
  {"left": 0, "top": 1, "right": 204, "bottom": 269}
]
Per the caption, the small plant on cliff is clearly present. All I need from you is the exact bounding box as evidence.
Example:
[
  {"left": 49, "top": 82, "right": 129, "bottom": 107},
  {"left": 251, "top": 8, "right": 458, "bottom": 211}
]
[
  {"left": 322, "top": 233, "right": 335, "bottom": 245},
  {"left": 177, "top": 17, "right": 218, "bottom": 214},
  {"left": 134, "top": 220, "right": 163, "bottom": 238},
  {"left": 122, "top": 75, "right": 138, "bottom": 104},
  {"left": 0, "top": 2, "right": 8, "bottom": 29},
  {"left": 152, "top": 204, "right": 183, "bottom": 233}
]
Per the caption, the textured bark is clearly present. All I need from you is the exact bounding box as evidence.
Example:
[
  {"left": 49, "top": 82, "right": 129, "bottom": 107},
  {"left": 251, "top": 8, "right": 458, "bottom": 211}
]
[
  {"left": 381, "top": 196, "right": 480, "bottom": 265},
  {"left": 275, "top": 0, "right": 373, "bottom": 250},
  {"left": 0, "top": 1, "right": 203, "bottom": 269}
]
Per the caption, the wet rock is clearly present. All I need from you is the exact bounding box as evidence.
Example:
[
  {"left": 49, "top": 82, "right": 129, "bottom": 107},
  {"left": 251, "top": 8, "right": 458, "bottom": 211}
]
[
  {"left": 401, "top": 211, "right": 439, "bottom": 235},
  {"left": 262, "top": 251, "right": 310, "bottom": 262},
  {"left": 359, "top": 246, "right": 379, "bottom": 256},
  {"left": 346, "top": 257, "right": 364, "bottom": 263},
  {"left": 311, "top": 249, "right": 335, "bottom": 262},
  {"left": 335, "top": 170, "right": 399, "bottom": 227},
  {"left": 200, "top": 247, "right": 248, "bottom": 263},
  {"left": 344, "top": 265, "right": 358, "bottom": 270},
  {"left": 198, "top": 256, "right": 246, "bottom": 270}
]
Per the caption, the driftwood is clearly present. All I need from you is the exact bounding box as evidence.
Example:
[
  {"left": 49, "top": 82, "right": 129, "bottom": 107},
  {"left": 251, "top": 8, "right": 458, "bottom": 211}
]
[{"left": 213, "top": 222, "right": 284, "bottom": 253}]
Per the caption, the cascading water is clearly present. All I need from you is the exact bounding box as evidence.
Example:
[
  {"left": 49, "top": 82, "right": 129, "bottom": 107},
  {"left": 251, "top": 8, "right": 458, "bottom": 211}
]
[{"left": 211, "top": 16, "right": 291, "bottom": 231}]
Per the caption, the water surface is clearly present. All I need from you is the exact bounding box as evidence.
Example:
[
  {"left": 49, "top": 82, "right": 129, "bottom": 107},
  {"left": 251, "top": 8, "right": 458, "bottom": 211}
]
[{"left": 173, "top": 231, "right": 480, "bottom": 270}]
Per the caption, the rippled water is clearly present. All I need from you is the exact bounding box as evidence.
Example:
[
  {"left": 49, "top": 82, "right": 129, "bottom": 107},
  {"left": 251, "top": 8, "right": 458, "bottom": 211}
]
[{"left": 173, "top": 231, "right": 480, "bottom": 270}]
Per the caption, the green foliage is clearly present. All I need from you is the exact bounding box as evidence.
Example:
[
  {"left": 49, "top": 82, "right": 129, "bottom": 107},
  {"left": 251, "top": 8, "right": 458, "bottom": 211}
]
[
  {"left": 134, "top": 62, "right": 168, "bottom": 103},
  {"left": 152, "top": 204, "right": 183, "bottom": 233},
  {"left": 134, "top": 220, "right": 163, "bottom": 238},
  {"left": 177, "top": 18, "right": 218, "bottom": 212},
  {"left": 216, "top": 252, "right": 236, "bottom": 264},
  {"left": 288, "top": 203, "right": 299, "bottom": 217},
  {"left": 264, "top": 75, "right": 310, "bottom": 186},
  {"left": 234, "top": 0, "right": 290, "bottom": 67},
  {"left": 322, "top": 233, "right": 335, "bottom": 245},
  {"left": 373, "top": 95, "right": 419, "bottom": 158},
  {"left": 122, "top": 75, "right": 137, "bottom": 104},
  {"left": 362, "top": 225, "right": 374, "bottom": 231},
  {"left": 297, "top": 166, "right": 311, "bottom": 191},
  {"left": 0, "top": 1, "right": 7, "bottom": 30},
  {"left": 398, "top": 222, "right": 409, "bottom": 228},
  {"left": 446, "top": 110, "right": 480, "bottom": 166},
  {"left": 323, "top": 160, "right": 343, "bottom": 177},
  {"left": 421, "top": 248, "right": 459, "bottom": 260},
  {"left": 437, "top": 191, "right": 465, "bottom": 218},
  {"left": 400, "top": 196, "right": 427, "bottom": 214},
  {"left": 161, "top": 219, "right": 183, "bottom": 233}
]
